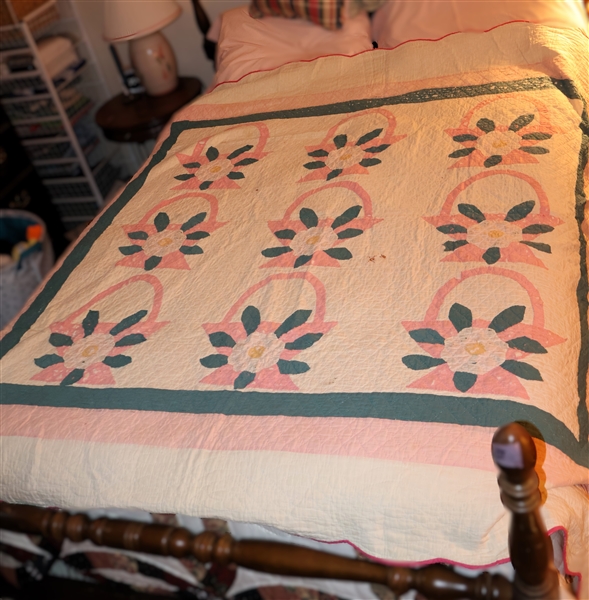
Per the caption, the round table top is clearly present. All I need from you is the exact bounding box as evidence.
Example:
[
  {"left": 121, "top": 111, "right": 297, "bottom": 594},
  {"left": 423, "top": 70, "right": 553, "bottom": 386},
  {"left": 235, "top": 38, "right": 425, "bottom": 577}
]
[{"left": 95, "top": 77, "right": 202, "bottom": 143}]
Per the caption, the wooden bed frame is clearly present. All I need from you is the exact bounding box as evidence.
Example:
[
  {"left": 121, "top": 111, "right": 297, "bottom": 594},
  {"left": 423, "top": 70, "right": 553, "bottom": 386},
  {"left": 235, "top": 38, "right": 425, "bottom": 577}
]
[{"left": 0, "top": 423, "right": 563, "bottom": 599}]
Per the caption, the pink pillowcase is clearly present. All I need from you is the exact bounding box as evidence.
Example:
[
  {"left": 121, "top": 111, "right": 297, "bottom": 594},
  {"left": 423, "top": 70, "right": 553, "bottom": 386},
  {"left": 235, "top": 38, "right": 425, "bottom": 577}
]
[
  {"left": 371, "top": 0, "right": 588, "bottom": 48},
  {"left": 207, "top": 6, "right": 373, "bottom": 87}
]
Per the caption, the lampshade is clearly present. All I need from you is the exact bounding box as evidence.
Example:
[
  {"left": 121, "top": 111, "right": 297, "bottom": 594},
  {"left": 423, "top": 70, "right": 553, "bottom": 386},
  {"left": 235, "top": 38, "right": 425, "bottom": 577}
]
[{"left": 103, "top": 0, "right": 181, "bottom": 42}]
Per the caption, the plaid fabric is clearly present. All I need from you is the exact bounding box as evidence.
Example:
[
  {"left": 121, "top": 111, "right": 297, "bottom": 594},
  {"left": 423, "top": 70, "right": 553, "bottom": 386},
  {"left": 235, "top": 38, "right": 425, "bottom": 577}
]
[{"left": 249, "top": 0, "right": 345, "bottom": 30}]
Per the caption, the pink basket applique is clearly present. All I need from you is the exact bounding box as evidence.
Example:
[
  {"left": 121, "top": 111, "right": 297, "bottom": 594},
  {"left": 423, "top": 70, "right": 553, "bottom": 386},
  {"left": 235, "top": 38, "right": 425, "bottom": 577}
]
[
  {"left": 173, "top": 122, "right": 269, "bottom": 191},
  {"left": 261, "top": 181, "right": 382, "bottom": 269},
  {"left": 445, "top": 95, "right": 558, "bottom": 169},
  {"left": 424, "top": 170, "right": 563, "bottom": 268},
  {"left": 32, "top": 275, "right": 168, "bottom": 387},
  {"left": 299, "top": 108, "right": 405, "bottom": 183},
  {"left": 401, "top": 267, "right": 565, "bottom": 399},
  {"left": 199, "top": 273, "right": 336, "bottom": 391},
  {"left": 117, "top": 192, "right": 227, "bottom": 271}
]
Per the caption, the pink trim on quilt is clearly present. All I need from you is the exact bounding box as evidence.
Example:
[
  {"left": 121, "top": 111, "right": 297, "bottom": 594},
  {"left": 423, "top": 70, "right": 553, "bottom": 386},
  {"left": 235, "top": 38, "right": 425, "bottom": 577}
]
[
  {"left": 325, "top": 526, "right": 581, "bottom": 595},
  {"left": 374, "top": 19, "right": 589, "bottom": 51},
  {"left": 2, "top": 406, "right": 587, "bottom": 486},
  {"left": 190, "top": 66, "right": 554, "bottom": 125},
  {"left": 205, "top": 19, "right": 588, "bottom": 94}
]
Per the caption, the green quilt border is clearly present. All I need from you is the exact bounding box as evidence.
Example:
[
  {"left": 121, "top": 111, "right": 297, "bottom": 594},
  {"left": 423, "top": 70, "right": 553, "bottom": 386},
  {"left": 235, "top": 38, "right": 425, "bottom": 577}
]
[
  {"left": 1, "top": 76, "right": 587, "bottom": 467},
  {"left": 2, "top": 382, "right": 586, "bottom": 467}
]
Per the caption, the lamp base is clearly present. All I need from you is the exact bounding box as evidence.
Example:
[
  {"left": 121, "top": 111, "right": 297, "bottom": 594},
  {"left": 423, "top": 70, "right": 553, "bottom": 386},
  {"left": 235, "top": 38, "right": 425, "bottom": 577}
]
[{"left": 129, "top": 31, "right": 178, "bottom": 96}]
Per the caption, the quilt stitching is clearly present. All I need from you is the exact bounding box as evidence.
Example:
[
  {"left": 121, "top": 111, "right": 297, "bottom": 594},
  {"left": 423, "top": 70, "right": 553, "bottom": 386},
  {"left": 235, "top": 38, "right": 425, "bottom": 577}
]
[
  {"left": 424, "top": 170, "right": 563, "bottom": 267},
  {"left": 1, "top": 76, "right": 587, "bottom": 467}
]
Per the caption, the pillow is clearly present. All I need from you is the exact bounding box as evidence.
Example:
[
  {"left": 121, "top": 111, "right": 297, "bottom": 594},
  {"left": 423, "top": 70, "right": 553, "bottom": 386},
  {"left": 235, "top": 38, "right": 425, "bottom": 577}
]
[
  {"left": 371, "top": 0, "right": 588, "bottom": 48},
  {"left": 207, "top": 6, "right": 373, "bottom": 87},
  {"left": 249, "top": 0, "right": 346, "bottom": 30}
]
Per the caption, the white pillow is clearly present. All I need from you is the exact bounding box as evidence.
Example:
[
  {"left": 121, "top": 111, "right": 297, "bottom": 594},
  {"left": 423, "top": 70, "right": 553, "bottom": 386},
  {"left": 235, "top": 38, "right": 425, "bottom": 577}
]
[
  {"left": 207, "top": 6, "right": 373, "bottom": 87},
  {"left": 371, "top": 0, "right": 588, "bottom": 48}
]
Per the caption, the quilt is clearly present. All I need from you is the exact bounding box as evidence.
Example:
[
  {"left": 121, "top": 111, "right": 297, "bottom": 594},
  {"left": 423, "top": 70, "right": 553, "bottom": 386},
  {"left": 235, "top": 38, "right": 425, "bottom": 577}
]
[{"left": 1, "top": 20, "right": 588, "bottom": 592}]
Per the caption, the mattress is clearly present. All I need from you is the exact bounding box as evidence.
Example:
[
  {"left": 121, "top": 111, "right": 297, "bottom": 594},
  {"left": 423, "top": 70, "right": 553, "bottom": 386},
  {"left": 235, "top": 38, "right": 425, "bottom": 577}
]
[{"left": 1, "top": 19, "right": 588, "bottom": 596}]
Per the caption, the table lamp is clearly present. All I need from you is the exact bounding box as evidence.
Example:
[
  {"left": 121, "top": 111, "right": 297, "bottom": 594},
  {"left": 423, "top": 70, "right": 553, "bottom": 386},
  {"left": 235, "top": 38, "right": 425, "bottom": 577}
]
[{"left": 103, "top": 0, "right": 181, "bottom": 96}]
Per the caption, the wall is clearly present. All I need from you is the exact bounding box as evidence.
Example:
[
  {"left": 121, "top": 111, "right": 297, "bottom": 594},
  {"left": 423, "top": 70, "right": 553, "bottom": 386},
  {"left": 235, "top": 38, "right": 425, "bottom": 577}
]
[
  {"left": 70, "top": 0, "right": 238, "bottom": 175},
  {"left": 71, "top": 0, "right": 238, "bottom": 96}
]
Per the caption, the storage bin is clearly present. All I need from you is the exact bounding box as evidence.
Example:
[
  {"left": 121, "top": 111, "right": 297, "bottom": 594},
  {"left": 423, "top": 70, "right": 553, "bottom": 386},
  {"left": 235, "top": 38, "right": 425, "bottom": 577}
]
[{"left": 0, "top": 209, "right": 54, "bottom": 329}]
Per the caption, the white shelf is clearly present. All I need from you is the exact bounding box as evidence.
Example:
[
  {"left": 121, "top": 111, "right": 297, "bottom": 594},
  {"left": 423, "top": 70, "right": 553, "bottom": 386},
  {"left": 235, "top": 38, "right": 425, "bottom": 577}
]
[
  {"left": 21, "top": 136, "right": 69, "bottom": 145},
  {"left": 55, "top": 61, "right": 88, "bottom": 92},
  {"left": 2, "top": 0, "right": 112, "bottom": 221},
  {"left": 1, "top": 69, "right": 41, "bottom": 80},
  {"left": 52, "top": 197, "right": 97, "bottom": 205},
  {"left": 1, "top": 93, "right": 51, "bottom": 103},
  {"left": 33, "top": 156, "right": 79, "bottom": 166},
  {"left": 0, "top": 47, "right": 33, "bottom": 59},
  {"left": 11, "top": 114, "right": 60, "bottom": 125},
  {"left": 42, "top": 175, "right": 88, "bottom": 185}
]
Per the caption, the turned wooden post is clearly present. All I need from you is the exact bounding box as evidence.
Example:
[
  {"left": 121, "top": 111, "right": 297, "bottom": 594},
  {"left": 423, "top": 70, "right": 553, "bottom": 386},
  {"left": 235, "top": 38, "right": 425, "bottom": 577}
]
[
  {"left": 492, "top": 423, "right": 559, "bottom": 600},
  {"left": 0, "top": 503, "right": 511, "bottom": 599}
]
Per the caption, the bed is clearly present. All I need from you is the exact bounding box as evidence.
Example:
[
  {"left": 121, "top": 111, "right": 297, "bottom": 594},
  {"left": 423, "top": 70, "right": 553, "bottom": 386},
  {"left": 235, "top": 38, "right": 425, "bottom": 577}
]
[{"left": 1, "top": 0, "right": 588, "bottom": 598}]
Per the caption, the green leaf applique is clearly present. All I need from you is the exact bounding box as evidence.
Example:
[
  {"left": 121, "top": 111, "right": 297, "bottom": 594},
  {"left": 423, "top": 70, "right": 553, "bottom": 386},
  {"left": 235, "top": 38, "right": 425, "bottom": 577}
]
[
  {"left": 453, "top": 371, "right": 477, "bottom": 392},
  {"left": 82, "top": 310, "right": 99, "bottom": 337},
  {"left": 356, "top": 129, "right": 382, "bottom": 146},
  {"left": 500, "top": 360, "right": 542, "bottom": 381},
  {"left": 181, "top": 213, "right": 207, "bottom": 231},
  {"left": 200, "top": 354, "right": 229, "bottom": 368},
  {"left": 61, "top": 369, "right": 85, "bottom": 386},
  {"left": 234, "top": 371, "right": 256, "bottom": 389},
  {"left": 448, "top": 303, "right": 472, "bottom": 332},
  {"left": 241, "top": 306, "right": 261, "bottom": 336},
  {"left": 402, "top": 355, "right": 446, "bottom": 370},
  {"left": 110, "top": 310, "right": 148, "bottom": 336},
  {"left": 206, "top": 146, "right": 219, "bottom": 161},
  {"left": 488, "top": 306, "right": 525, "bottom": 333},
  {"left": 508, "top": 114, "right": 534, "bottom": 131},
  {"left": 458, "top": 204, "right": 486, "bottom": 223},
  {"left": 277, "top": 359, "right": 310, "bottom": 374},
  {"left": 300, "top": 208, "right": 319, "bottom": 229},
  {"left": 35, "top": 354, "right": 64, "bottom": 368},
  {"left": 275, "top": 310, "right": 312, "bottom": 338},
  {"left": 103, "top": 355, "right": 132, "bottom": 368},
  {"left": 507, "top": 337, "right": 547, "bottom": 354},
  {"left": 209, "top": 332, "right": 236, "bottom": 348},
  {"left": 285, "top": 333, "right": 323, "bottom": 350},
  {"left": 49, "top": 333, "right": 73, "bottom": 347},
  {"left": 332, "top": 206, "right": 361, "bottom": 230},
  {"left": 408, "top": 329, "right": 445, "bottom": 345},
  {"left": 505, "top": 201, "right": 535, "bottom": 222}
]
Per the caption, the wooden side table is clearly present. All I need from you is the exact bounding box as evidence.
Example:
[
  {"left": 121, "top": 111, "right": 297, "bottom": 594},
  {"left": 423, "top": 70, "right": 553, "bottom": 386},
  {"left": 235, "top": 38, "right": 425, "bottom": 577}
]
[{"left": 95, "top": 77, "right": 202, "bottom": 144}]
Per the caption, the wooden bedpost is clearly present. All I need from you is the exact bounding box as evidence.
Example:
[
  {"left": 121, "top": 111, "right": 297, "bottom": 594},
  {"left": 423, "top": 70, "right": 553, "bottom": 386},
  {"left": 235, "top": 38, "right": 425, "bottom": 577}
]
[
  {"left": 492, "top": 423, "right": 559, "bottom": 600},
  {"left": 0, "top": 503, "right": 513, "bottom": 599}
]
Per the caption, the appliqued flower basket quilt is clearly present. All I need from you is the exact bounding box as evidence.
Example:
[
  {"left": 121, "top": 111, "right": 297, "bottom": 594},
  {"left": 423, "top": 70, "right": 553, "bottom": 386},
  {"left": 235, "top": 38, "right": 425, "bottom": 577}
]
[{"left": 1, "top": 21, "right": 588, "bottom": 593}]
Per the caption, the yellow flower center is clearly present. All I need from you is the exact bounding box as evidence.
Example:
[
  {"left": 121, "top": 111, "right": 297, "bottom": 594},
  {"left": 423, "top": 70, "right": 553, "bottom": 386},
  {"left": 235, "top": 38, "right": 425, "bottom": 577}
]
[
  {"left": 248, "top": 345, "right": 266, "bottom": 359},
  {"left": 488, "top": 230, "right": 505, "bottom": 239},
  {"left": 492, "top": 139, "right": 508, "bottom": 149},
  {"left": 340, "top": 152, "right": 352, "bottom": 161},
  {"left": 307, "top": 235, "right": 321, "bottom": 245},
  {"left": 465, "top": 342, "right": 486, "bottom": 356},
  {"left": 158, "top": 237, "right": 174, "bottom": 247},
  {"left": 210, "top": 165, "right": 222, "bottom": 173},
  {"left": 81, "top": 345, "right": 99, "bottom": 358}
]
